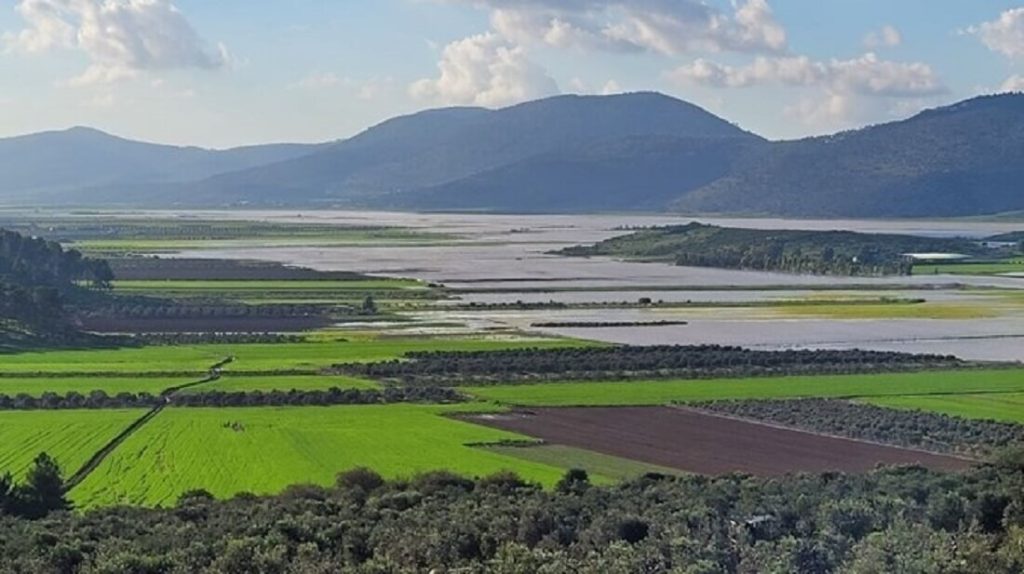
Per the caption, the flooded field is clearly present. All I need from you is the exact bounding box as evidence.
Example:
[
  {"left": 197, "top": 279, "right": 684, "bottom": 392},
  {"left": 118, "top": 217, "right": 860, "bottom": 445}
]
[{"left": 165, "top": 210, "right": 1024, "bottom": 361}]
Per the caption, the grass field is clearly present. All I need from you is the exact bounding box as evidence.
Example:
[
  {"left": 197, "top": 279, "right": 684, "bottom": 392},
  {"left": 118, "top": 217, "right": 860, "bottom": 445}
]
[
  {"left": 913, "top": 260, "right": 1024, "bottom": 276},
  {"left": 483, "top": 444, "right": 680, "bottom": 482},
  {"left": 864, "top": 393, "right": 1024, "bottom": 424},
  {"left": 70, "top": 405, "right": 568, "bottom": 508},
  {"left": 0, "top": 410, "right": 147, "bottom": 479},
  {"left": 774, "top": 302, "right": 997, "bottom": 320},
  {"left": 0, "top": 346, "right": 224, "bottom": 374},
  {"left": 194, "top": 374, "right": 380, "bottom": 393},
  {"left": 0, "top": 335, "right": 588, "bottom": 375},
  {"left": 0, "top": 376, "right": 193, "bottom": 396},
  {"left": 464, "top": 369, "right": 1024, "bottom": 407},
  {"left": 111, "top": 278, "right": 427, "bottom": 292}
]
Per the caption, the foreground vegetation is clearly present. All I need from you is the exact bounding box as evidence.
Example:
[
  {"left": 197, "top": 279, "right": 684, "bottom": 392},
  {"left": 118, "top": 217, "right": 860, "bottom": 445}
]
[{"left": 3, "top": 461, "right": 1024, "bottom": 573}]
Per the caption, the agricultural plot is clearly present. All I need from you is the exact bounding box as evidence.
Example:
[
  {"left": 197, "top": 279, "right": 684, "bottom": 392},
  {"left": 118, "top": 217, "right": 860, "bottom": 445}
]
[
  {"left": 773, "top": 302, "right": 998, "bottom": 320},
  {"left": 913, "top": 260, "right": 1024, "bottom": 276},
  {"left": 483, "top": 444, "right": 681, "bottom": 481},
  {"left": 470, "top": 407, "right": 971, "bottom": 476},
  {"left": 71, "top": 405, "right": 568, "bottom": 508},
  {"left": 864, "top": 393, "right": 1024, "bottom": 424},
  {"left": 0, "top": 345, "right": 224, "bottom": 375},
  {"left": 464, "top": 368, "right": 1024, "bottom": 407},
  {"left": 193, "top": 374, "right": 380, "bottom": 393},
  {"left": 0, "top": 376, "right": 193, "bottom": 397},
  {"left": 0, "top": 410, "right": 147, "bottom": 479}
]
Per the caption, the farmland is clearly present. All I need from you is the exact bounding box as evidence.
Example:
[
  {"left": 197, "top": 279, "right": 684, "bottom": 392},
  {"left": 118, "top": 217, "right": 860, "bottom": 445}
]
[
  {"left": 70, "top": 405, "right": 568, "bottom": 508},
  {"left": 0, "top": 410, "right": 147, "bottom": 479},
  {"left": 469, "top": 407, "right": 971, "bottom": 475},
  {"left": 864, "top": 393, "right": 1024, "bottom": 424},
  {"left": 463, "top": 368, "right": 1024, "bottom": 407}
]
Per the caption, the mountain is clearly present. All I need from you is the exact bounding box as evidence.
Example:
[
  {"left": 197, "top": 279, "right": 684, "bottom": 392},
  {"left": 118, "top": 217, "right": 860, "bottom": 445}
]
[
  {"left": 185, "top": 92, "right": 763, "bottom": 207},
  {"left": 4, "top": 92, "right": 1024, "bottom": 217},
  {"left": 0, "top": 127, "right": 320, "bottom": 203},
  {"left": 671, "top": 93, "right": 1024, "bottom": 217}
]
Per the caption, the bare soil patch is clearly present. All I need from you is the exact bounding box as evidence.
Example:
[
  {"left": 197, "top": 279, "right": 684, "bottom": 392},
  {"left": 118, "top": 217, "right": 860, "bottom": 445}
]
[{"left": 467, "top": 406, "right": 972, "bottom": 475}]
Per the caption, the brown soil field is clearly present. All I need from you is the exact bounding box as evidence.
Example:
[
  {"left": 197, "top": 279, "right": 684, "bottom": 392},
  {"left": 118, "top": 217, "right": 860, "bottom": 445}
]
[{"left": 469, "top": 406, "right": 973, "bottom": 475}]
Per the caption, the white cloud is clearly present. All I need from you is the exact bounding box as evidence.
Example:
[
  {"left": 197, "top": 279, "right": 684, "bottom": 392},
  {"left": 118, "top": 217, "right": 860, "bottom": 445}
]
[
  {"left": 1003, "top": 74, "right": 1024, "bottom": 92},
  {"left": 290, "top": 72, "right": 342, "bottom": 91},
  {"left": 670, "top": 52, "right": 946, "bottom": 131},
  {"left": 410, "top": 32, "right": 559, "bottom": 107},
  {"left": 449, "top": 0, "right": 787, "bottom": 56},
  {"left": 600, "top": 79, "right": 621, "bottom": 95},
  {"left": 4, "top": 0, "right": 228, "bottom": 86},
  {"left": 670, "top": 53, "right": 945, "bottom": 98},
  {"left": 863, "top": 25, "right": 902, "bottom": 49},
  {"left": 967, "top": 8, "right": 1024, "bottom": 59}
]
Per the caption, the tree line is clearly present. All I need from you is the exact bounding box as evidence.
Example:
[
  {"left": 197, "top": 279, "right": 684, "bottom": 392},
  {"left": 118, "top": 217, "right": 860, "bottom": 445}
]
[
  {"left": 696, "top": 398, "right": 1024, "bottom": 458},
  {"left": 0, "top": 458, "right": 1022, "bottom": 572},
  {"left": 335, "top": 345, "right": 966, "bottom": 386},
  {"left": 0, "top": 386, "right": 463, "bottom": 410}
]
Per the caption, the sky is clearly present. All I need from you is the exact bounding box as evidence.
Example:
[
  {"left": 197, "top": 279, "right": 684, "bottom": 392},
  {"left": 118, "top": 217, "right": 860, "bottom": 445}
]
[{"left": 0, "top": 0, "right": 1022, "bottom": 148}]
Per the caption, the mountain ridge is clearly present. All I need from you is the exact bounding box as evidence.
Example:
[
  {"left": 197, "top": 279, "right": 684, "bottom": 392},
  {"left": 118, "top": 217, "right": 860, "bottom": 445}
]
[{"left": 3, "top": 91, "right": 1024, "bottom": 217}]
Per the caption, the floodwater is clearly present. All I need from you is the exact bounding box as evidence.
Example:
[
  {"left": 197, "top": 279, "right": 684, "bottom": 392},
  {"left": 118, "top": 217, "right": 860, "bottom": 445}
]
[{"left": 165, "top": 210, "right": 1024, "bottom": 362}]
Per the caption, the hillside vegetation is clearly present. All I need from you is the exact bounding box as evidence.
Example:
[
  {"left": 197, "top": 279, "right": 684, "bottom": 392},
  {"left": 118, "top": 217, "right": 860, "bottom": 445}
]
[{"left": 560, "top": 223, "right": 1001, "bottom": 276}]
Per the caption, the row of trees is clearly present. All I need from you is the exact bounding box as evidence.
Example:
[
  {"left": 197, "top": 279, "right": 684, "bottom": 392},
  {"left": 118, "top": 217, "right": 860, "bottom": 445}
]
[
  {"left": 1, "top": 460, "right": 1022, "bottom": 571},
  {"left": 0, "top": 386, "right": 463, "bottom": 410},
  {"left": 335, "top": 345, "right": 965, "bottom": 385},
  {"left": 697, "top": 398, "right": 1024, "bottom": 458}
]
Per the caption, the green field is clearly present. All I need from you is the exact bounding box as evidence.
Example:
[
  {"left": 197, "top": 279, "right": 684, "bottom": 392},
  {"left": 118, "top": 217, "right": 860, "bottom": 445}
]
[
  {"left": 465, "top": 369, "right": 1024, "bottom": 407},
  {"left": 71, "top": 405, "right": 567, "bottom": 508},
  {"left": 111, "top": 278, "right": 426, "bottom": 292},
  {"left": 864, "top": 393, "right": 1024, "bottom": 424},
  {"left": 913, "top": 260, "right": 1024, "bottom": 276},
  {"left": 194, "top": 374, "right": 380, "bottom": 393},
  {"left": 0, "top": 335, "right": 588, "bottom": 375},
  {"left": 0, "top": 346, "right": 223, "bottom": 374},
  {"left": 0, "top": 410, "right": 146, "bottom": 479},
  {"left": 774, "top": 302, "right": 997, "bottom": 320},
  {"left": 0, "top": 376, "right": 192, "bottom": 397},
  {"left": 484, "top": 444, "right": 680, "bottom": 482}
]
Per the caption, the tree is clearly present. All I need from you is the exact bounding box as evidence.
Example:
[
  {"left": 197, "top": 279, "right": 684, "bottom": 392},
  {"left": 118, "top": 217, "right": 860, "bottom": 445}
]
[
  {"left": 13, "top": 452, "right": 70, "bottom": 519},
  {"left": 361, "top": 295, "right": 378, "bottom": 315}
]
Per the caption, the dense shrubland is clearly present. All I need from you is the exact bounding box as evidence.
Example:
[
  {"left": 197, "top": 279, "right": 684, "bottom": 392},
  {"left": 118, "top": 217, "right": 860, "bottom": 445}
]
[
  {"left": 335, "top": 345, "right": 966, "bottom": 386},
  {"left": 561, "top": 223, "right": 1004, "bottom": 276},
  {"left": 1, "top": 460, "right": 1023, "bottom": 572},
  {"left": 695, "top": 399, "right": 1024, "bottom": 458}
]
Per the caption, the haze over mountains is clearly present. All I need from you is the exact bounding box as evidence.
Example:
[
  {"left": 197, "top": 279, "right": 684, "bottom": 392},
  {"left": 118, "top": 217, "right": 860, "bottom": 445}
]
[{"left": 3, "top": 92, "right": 1023, "bottom": 217}]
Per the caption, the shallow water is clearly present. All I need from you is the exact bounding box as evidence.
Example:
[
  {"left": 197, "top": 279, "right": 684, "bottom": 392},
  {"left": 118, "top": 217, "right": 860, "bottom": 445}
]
[{"left": 158, "top": 210, "right": 1024, "bottom": 362}]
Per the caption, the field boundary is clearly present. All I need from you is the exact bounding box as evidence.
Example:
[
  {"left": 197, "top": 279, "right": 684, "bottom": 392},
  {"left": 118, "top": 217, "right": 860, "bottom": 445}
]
[{"left": 64, "top": 357, "right": 232, "bottom": 491}]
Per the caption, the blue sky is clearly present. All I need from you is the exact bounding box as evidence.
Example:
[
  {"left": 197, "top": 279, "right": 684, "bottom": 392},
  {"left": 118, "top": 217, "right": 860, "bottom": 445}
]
[{"left": 1, "top": 0, "right": 1022, "bottom": 147}]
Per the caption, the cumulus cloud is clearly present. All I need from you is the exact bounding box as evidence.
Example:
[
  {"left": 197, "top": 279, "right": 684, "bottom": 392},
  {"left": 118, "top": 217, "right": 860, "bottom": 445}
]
[
  {"left": 4, "top": 0, "right": 228, "bottom": 86},
  {"left": 410, "top": 32, "right": 559, "bottom": 107},
  {"left": 670, "top": 53, "right": 945, "bottom": 97},
  {"left": 1003, "top": 74, "right": 1024, "bottom": 92},
  {"left": 670, "top": 52, "right": 947, "bottom": 130},
  {"left": 967, "top": 8, "right": 1024, "bottom": 59},
  {"left": 449, "top": 0, "right": 787, "bottom": 55},
  {"left": 863, "top": 25, "right": 902, "bottom": 49}
]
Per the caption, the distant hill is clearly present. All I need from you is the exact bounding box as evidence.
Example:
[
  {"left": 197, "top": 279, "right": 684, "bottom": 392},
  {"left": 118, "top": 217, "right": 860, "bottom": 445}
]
[
  {"left": 671, "top": 94, "right": 1024, "bottom": 217},
  {"left": 186, "top": 92, "right": 762, "bottom": 207},
  {"left": 0, "top": 127, "right": 319, "bottom": 203},
  {"left": 4, "top": 92, "right": 1024, "bottom": 217}
]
